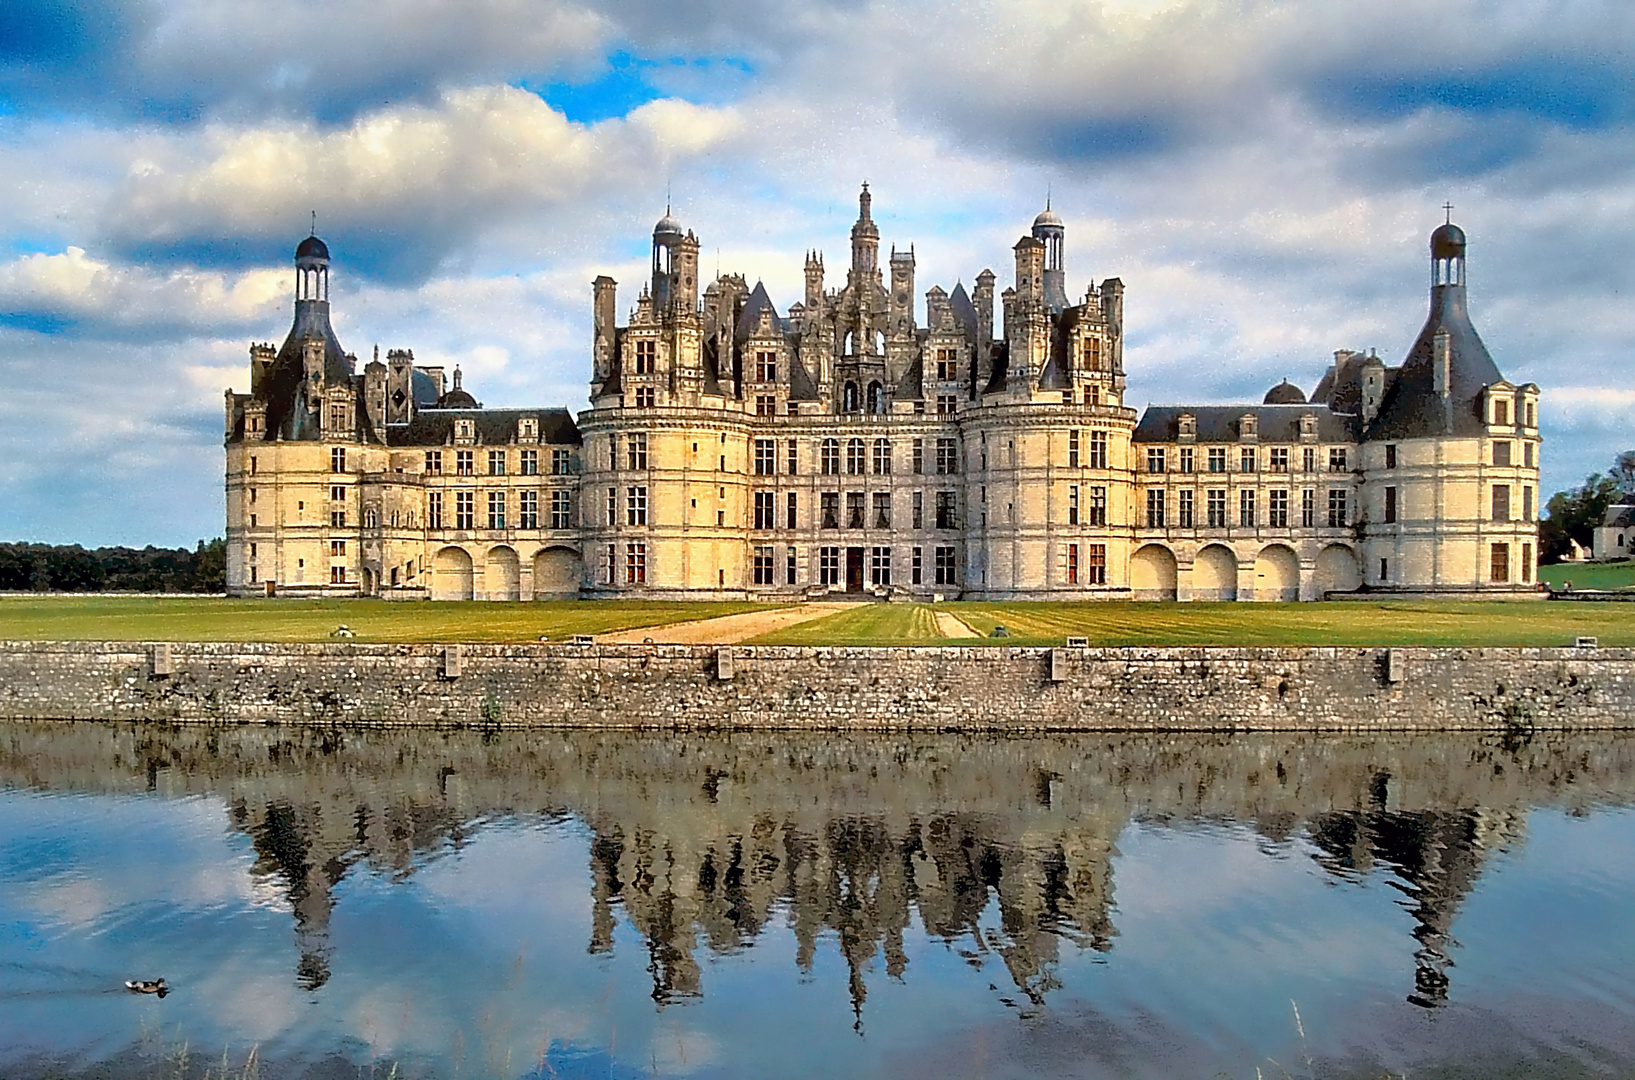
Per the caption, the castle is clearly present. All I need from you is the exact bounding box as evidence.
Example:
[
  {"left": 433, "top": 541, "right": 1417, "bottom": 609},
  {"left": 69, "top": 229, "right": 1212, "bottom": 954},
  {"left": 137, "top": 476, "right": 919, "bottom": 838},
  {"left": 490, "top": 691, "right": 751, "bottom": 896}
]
[{"left": 224, "top": 187, "right": 1541, "bottom": 601}]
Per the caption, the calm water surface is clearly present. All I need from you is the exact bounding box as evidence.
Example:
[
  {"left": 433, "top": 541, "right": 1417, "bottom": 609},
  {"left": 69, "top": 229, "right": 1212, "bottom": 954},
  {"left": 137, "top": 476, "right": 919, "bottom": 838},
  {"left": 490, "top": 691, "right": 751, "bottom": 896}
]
[{"left": 2, "top": 723, "right": 1634, "bottom": 1079}]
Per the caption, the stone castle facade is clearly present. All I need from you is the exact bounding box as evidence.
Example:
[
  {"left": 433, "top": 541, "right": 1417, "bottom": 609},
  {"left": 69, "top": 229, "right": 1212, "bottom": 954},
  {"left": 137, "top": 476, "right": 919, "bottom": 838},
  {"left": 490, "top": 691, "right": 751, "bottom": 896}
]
[{"left": 224, "top": 187, "right": 1541, "bottom": 601}]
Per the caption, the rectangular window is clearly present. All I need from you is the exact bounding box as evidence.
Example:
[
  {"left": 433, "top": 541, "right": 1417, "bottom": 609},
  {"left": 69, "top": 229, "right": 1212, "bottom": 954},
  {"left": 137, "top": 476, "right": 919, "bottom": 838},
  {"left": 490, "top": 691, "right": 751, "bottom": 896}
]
[
  {"left": 936, "top": 438, "right": 960, "bottom": 475},
  {"left": 1384, "top": 444, "right": 1397, "bottom": 469},
  {"left": 1207, "top": 447, "right": 1226, "bottom": 473},
  {"left": 1089, "top": 430, "right": 1108, "bottom": 469},
  {"left": 1490, "top": 542, "right": 1510, "bottom": 582},
  {"left": 1380, "top": 557, "right": 1389, "bottom": 583},
  {"left": 911, "top": 438, "right": 924, "bottom": 474},
  {"left": 1523, "top": 486, "right": 1534, "bottom": 521},
  {"left": 847, "top": 492, "right": 865, "bottom": 529},
  {"left": 820, "top": 547, "right": 841, "bottom": 585},
  {"left": 912, "top": 490, "right": 924, "bottom": 529},
  {"left": 1524, "top": 441, "right": 1535, "bottom": 468},
  {"left": 1525, "top": 402, "right": 1536, "bottom": 428},
  {"left": 519, "top": 490, "right": 538, "bottom": 529},
  {"left": 1329, "top": 447, "right": 1348, "bottom": 472},
  {"left": 606, "top": 486, "right": 616, "bottom": 525},
  {"left": 1146, "top": 447, "right": 1166, "bottom": 473},
  {"left": 1301, "top": 489, "right": 1315, "bottom": 528},
  {"left": 551, "top": 448, "right": 572, "bottom": 475},
  {"left": 1088, "top": 543, "right": 1107, "bottom": 585},
  {"left": 1207, "top": 488, "right": 1227, "bottom": 528},
  {"left": 1240, "top": 448, "right": 1257, "bottom": 473},
  {"left": 842, "top": 438, "right": 863, "bottom": 475},
  {"left": 626, "top": 543, "right": 646, "bottom": 585},
  {"left": 873, "top": 439, "right": 892, "bottom": 475},
  {"left": 787, "top": 546, "right": 798, "bottom": 585},
  {"left": 756, "top": 351, "right": 777, "bottom": 383},
  {"left": 1494, "top": 399, "right": 1510, "bottom": 426},
  {"left": 455, "top": 491, "right": 474, "bottom": 530},
  {"left": 1088, "top": 486, "right": 1107, "bottom": 526},
  {"left": 425, "top": 450, "right": 443, "bottom": 475},
  {"left": 427, "top": 492, "right": 444, "bottom": 529},
  {"left": 1327, "top": 488, "right": 1348, "bottom": 528},
  {"left": 1066, "top": 543, "right": 1079, "bottom": 585},
  {"left": 604, "top": 544, "right": 616, "bottom": 585},
  {"left": 330, "top": 508, "right": 347, "bottom": 528},
  {"left": 1383, "top": 486, "right": 1397, "bottom": 524},
  {"left": 756, "top": 395, "right": 776, "bottom": 416},
  {"left": 1239, "top": 489, "right": 1256, "bottom": 527},
  {"left": 1303, "top": 447, "right": 1316, "bottom": 473},
  {"left": 754, "top": 439, "right": 776, "bottom": 475},
  {"left": 1179, "top": 447, "right": 1195, "bottom": 474},
  {"left": 935, "top": 490, "right": 958, "bottom": 530},
  {"left": 457, "top": 450, "right": 474, "bottom": 476},
  {"left": 634, "top": 387, "right": 656, "bottom": 408},
  {"left": 627, "top": 486, "right": 648, "bottom": 526},
  {"left": 754, "top": 491, "right": 775, "bottom": 529},
  {"left": 911, "top": 546, "right": 923, "bottom": 585},
  {"left": 1146, "top": 489, "right": 1166, "bottom": 529},
  {"left": 1522, "top": 542, "right": 1533, "bottom": 583},
  {"left": 1068, "top": 429, "right": 1081, "bottom": 468},
  {"left": 1068, "top": 485, "right": 1080, "bottom": 525},
  {"left": 1269, "top": 447, "right": 1289, "bottom": 472},
  {"left": 787, "top": 439, "right": 798, "bottom": 475},
  {"left": 487, "top": 490, "right": 506, "bottom": 529},
  {"left": 936, "top": 349, "right": 958, "bottom": 381},
  {"left": 550, "top": 490, "right": 572, "bottom": 529},
  {"left": 753, "top": 546, "right": 775, "bottom": 585},
  {"left": 934, "top": 546, "right": 957, "bottom": 585},
  {"left": 330, "top": 484, "right": 347, "bottom": 503},
  {"left": 937, "top": 394, "right": 958, "bottom": 415},
  {"left": 330, "top": 565, "right": 346, "bottom": 584},
  {"left": 519, "top": 449, "right": 538, "bottom": 476},
  {"left": 331, "top": 447, "right": 347, "bottom": 473},
  {"left": 787, "top": 491, "right": 799, "bottom": 529},
  {"left": 330, "top": 539, "right": 346, "bottom": 556},
  {"left": 626, "top": 433, "right": 648, "bottom": 470},
  {"left": 634, "top": 340, "right": 656, "bottom": 374},
  {"left": 821, "top": 439, "right": 840, "bottom": 475},
  {"left": 870, "top": 547, "right": 892, "bottom": 586},
  {"left": 1493, "top": 441, "right": 1512, "bottom": 466},
  {"left": 821, "top": 492, "right": 840, "bottom": 529},
  {"left": 488, "top": 450, "right": 506, "bottom": 476},
  {"left": 1178, "top": 489, "right": 1195, "bottom": 528},
  {"left": 1491, "top": 484, "right": 1510, "bottom": 522},
  {"left": 873, "top": 491, "right": 892, "bottom": 529},
  {"left": 1268, "top": 489, "right": 1288, "bottom": 528}
]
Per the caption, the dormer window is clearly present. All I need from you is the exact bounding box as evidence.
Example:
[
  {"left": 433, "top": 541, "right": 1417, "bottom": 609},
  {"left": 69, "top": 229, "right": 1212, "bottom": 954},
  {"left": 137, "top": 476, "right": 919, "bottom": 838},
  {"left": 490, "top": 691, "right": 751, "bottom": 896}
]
[
  {"left": 1493, "top": 398, "right": 1510, "bottom": 426},
  {"left": 456, "top": 419, "right": 475, "bottom": 443},
  {"left": 519, "top": 417, "right": 538, "bottom": 440},
  {"left": 1177, "top": 414, "right": 1196, "bottom": 440},
  {"left": 1300, "top": 414, "right": 1318, "bottom": 438},
  {"left": 1239, "top": 414, "right": 1258, "bottom": 439}
]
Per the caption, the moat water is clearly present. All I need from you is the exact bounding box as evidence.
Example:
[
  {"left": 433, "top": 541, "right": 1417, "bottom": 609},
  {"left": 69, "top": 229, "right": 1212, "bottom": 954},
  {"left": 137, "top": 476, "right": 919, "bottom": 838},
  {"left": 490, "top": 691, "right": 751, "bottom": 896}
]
[{"left": 3, "top": 724, "right": 1635, "bottom": 1079}]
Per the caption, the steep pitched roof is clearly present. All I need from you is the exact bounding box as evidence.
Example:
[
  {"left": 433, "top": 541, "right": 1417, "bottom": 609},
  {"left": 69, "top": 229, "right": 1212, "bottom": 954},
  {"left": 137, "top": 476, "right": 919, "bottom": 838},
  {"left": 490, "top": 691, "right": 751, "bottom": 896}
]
[
  {"left": 1366, "top": 281, "right": 1505, "bottom": 441},
  {"left": 262, "top": 300, "right": 354, "bottom": 440}
]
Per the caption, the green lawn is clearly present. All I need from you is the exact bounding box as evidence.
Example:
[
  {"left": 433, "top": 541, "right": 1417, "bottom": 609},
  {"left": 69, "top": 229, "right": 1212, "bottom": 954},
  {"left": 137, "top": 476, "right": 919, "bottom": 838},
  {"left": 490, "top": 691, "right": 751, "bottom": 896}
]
[
  {"left": 1539, "top": 561, "right": 1635, "bottom": 591},
  {"left": 751, "top": 600, "right": 1634, "bottom": 647},
  {"left": 0, "top": 596, "right": 771, "bottom": 643}
]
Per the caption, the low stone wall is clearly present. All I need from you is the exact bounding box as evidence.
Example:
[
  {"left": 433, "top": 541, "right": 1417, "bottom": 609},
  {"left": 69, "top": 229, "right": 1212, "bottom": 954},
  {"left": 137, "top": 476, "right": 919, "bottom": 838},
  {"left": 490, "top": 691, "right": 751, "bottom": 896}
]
[{"left": 1, "top": 641, "right": 1632, "bottom": 730}]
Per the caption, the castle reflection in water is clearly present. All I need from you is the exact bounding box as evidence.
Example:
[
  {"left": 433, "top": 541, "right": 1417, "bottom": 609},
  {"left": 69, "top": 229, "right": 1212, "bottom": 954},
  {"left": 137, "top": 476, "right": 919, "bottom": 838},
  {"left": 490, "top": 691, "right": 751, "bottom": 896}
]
[{"left": 3, "top": 724, "right": 1631, "bottom": 1016}]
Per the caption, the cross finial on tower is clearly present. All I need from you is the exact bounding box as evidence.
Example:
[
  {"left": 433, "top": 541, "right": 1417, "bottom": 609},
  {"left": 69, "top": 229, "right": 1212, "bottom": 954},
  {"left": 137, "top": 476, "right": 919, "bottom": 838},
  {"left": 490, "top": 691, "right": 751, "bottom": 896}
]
[{"left": 1443, "top": 201, "right": 1454, "bottom": 223}]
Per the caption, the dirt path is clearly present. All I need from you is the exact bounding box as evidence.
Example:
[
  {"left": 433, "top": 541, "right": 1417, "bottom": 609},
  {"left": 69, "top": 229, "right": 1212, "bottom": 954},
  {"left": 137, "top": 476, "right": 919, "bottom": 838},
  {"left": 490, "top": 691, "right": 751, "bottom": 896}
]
[
  {"left": 599, "top": 603, "right": 854, "bottom": 644},
  {"left": 934, "top": 610, "right": 981, "bottom": 639}
]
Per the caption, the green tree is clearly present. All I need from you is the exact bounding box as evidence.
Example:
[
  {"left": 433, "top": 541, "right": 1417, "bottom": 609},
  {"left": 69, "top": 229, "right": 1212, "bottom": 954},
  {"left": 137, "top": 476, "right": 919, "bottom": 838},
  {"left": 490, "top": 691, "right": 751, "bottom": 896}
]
[{"left": 1540, "top": 452, "right": 1633, "bottom": 563}]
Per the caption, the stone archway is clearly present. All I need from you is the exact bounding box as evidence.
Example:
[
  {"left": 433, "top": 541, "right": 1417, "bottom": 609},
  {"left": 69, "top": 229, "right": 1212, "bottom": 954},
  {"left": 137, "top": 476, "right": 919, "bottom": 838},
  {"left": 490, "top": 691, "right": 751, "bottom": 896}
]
[
  {"left": 485, "top": 546, "right": 521, "bottom": 601},
  {"left": 431, "top": 546, "right": 474, "bottom": 601},
  {"left": 532, "top": 546, "right": 582, "bottom": 598},
  {"left": 1192, "top": 544, "right": 1239, "bottom": 601},
  {"left": 1252, "top": 544, "right": 1300, "bottom": 602},
  {"left": 1130, "top": 544, "right": 1178, "bottom": 601},
  {"left": 1314, "top": 544, "right": 1361, "bottom": 595}
]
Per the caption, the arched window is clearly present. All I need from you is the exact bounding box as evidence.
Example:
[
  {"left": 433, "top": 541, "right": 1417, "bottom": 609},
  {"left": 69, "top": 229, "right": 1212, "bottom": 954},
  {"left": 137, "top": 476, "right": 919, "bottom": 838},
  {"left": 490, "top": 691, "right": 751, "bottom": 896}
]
[
  {"left": 874, "top": 330, "right": 885, "bottom": 355},
  {"left": 846, "top": 438, "right": 865, "bottom": 475},
  {"left": 872, "top": 439, "right": 892, "bottom": 475},
  {"left": 843, "top": 382, "right": 859, "bottom": 412},
  {"left": 867, "top": 382, "right": 886, "bottom": 414},
  {"left": 843, "top": 331, "right": 855, "bottom": 355}
]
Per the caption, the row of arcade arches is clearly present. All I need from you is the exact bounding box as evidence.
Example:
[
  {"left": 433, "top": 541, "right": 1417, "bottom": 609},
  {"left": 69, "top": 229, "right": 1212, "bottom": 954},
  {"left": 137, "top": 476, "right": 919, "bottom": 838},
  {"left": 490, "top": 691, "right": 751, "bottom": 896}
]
[
  {"left": 1129, "top": 542, "right": 1360, "bottom": 601},
  {"left": 430, "top": 545, "right": 582, "bottom": 601}
]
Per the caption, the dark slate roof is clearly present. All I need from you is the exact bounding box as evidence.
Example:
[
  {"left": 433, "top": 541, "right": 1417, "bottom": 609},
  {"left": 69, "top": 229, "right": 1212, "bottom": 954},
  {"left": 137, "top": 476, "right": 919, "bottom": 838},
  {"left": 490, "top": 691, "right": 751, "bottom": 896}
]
[
  {"left": 701, "top": 336, "right": 727, "bottom": 397},
  {"left": 1602, "top": 504, "right": 1635, "bottom": 529},
  {"left": 734, "top": 282, "right": 783, "bottom": 343},
  {"left": 388, "top": 407, "right": 580, "bottom": 447},
  {"left": 1263, "top": 380, "right": 1307, "bottom": 404},
  {"left": 1132, "top": 404, "right": 1359, "bottom": 443},
  {"left": 983, "top": 342, "right": 1010, "bottom": 394},
  {"left": 897, "top": 350, "right": 925, "bottom": 401},
  {"left": 411, "top": 368, "right": 440, "bottom": 406},
  {"left": 296, "top": 235, "right": 329, "bottom": 260},
  {"left": 948, "top": 282, "right": 978, "bottom": 344},
  {"left": 1038, "top": 306, "right": 1079, "bottom": 391},
  {"left": 788, "top": 349, "right": 819, "bottom": 401},
  {"left": 1366, "top": 276, "right": 1504, "bottom": 441},
  {"left": 436, "top": 388, "right": 479, "bottom": 408},
  {"left": 262, "top": 300, "right": 354, "bottom": 440}
]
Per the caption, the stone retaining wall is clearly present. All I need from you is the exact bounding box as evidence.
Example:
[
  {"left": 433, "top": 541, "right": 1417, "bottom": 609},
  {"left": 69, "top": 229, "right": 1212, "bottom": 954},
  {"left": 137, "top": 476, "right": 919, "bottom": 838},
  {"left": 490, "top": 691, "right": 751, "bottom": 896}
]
[{"left": 2, "top": 641, "right": 1632, "bottom": 730}]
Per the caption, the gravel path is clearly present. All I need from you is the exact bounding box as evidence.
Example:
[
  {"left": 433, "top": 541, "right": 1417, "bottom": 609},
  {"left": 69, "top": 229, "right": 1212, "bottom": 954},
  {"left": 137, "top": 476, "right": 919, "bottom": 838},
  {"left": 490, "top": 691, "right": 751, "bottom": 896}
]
[
  {"left": 598, "top": 603, "right": 854, "bottom": 644},
  {"left": 934, "top": 610, "right": 982, "bottom": 639}
]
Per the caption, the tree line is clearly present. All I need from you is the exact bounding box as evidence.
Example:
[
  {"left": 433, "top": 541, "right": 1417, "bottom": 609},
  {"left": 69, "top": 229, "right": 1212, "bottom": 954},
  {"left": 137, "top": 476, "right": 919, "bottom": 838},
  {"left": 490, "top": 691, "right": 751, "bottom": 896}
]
[
  {"left": 0, "top": 540, "right": 226, "bottom": 593},
  {"left": 1541, "top": 450, "right": 1635, "bottom": 564}
]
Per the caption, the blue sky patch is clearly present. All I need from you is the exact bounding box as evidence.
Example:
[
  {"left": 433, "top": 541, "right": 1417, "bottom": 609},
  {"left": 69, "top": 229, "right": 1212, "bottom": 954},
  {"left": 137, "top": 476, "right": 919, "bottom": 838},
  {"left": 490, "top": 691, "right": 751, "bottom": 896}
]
[
  {"left": 1311, "top": 56, "right": 1635, "bottom": 131},
  {"left": 526, "top": 51, "right": 754, "bottom": 123}
]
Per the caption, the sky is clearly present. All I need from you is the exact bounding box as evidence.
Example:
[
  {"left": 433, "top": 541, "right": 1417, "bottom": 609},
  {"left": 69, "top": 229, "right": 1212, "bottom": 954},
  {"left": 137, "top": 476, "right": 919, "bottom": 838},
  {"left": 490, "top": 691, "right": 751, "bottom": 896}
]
[{"left": 1, "top": 0, "right": 1631, "bottom": 546}]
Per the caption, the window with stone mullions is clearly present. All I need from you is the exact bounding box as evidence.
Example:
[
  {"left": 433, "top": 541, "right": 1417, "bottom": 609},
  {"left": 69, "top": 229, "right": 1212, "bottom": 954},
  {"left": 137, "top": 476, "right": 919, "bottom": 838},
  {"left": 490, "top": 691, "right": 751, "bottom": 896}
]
[
  {"left": 935, "top": 438, "right": 959, "bottom": 475},
  {"left": 872, "top": 439, "right": 892, "bottom": 474},
  {"left": 1327, "top": 488, "right": 1348, "bottom": 527},
  {"left": 634, "top": 340, "right": 656, "bottom": 375},
  {"left": 753, "top": 546, "right": 775, "bottom": 585},
  {"left": 550, "top": 490, "right": 572, "bottom": 529},
  {"left": 626, "top": 434, "right": 648, "bottom": 470},
  {"left": 754, "top": 491, "right": 775, "bottom": 530},
  {"left": 626, "top": 486, "right": 647, "bottom": 526},
  {"left": 1178, "top": 489, "right": 1194, "bottom": 528},
  {"left": 1239, "top": 489, "right": 1256, "bottom": 528},
  {"left": 754, "top": 440, "right": 776, "bottom": 475},
  {"left": 755, "top": 351, "right": 777, "bottom": 383},
  {"left": 1206, "top": 489, "right": 1227, "bottom": 528},
  {"left": 518, "top": 490, "right": 538, "bottom": 529},
  {"left": 846, "top": 438, "right": 866, "bottom": 475},
  {"left": 821, "top": 439, "right": 840, "bottom": 475}
]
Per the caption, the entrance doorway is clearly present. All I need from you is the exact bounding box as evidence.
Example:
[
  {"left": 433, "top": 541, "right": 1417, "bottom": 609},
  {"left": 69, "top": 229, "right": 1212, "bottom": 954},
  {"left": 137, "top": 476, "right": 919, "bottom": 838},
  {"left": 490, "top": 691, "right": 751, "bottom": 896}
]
[{"left": 846, "top": 547, "right": 864, "bottom": 593}]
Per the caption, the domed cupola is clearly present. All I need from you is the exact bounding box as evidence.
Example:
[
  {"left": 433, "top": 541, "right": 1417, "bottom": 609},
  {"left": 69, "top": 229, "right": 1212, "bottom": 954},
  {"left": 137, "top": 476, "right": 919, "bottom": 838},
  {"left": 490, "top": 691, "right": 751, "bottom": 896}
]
[
  {"left": 653, "top": 211, "right": 685, "bottom": 246},
  {"left": 1263, "top": 379, "right": 1307, "bottom": 405},
  {"left": 1030, "top": 199, "right": 1068, "bottom": 312},
  {"left": 295, "top": 234, "right": 330, "bottom": 262},
  {"left": 258, "top": 226, "right": 352, "bottom": 441},
  {"left": 434, "top": 367, "right": 479, "bottom": 409}
]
